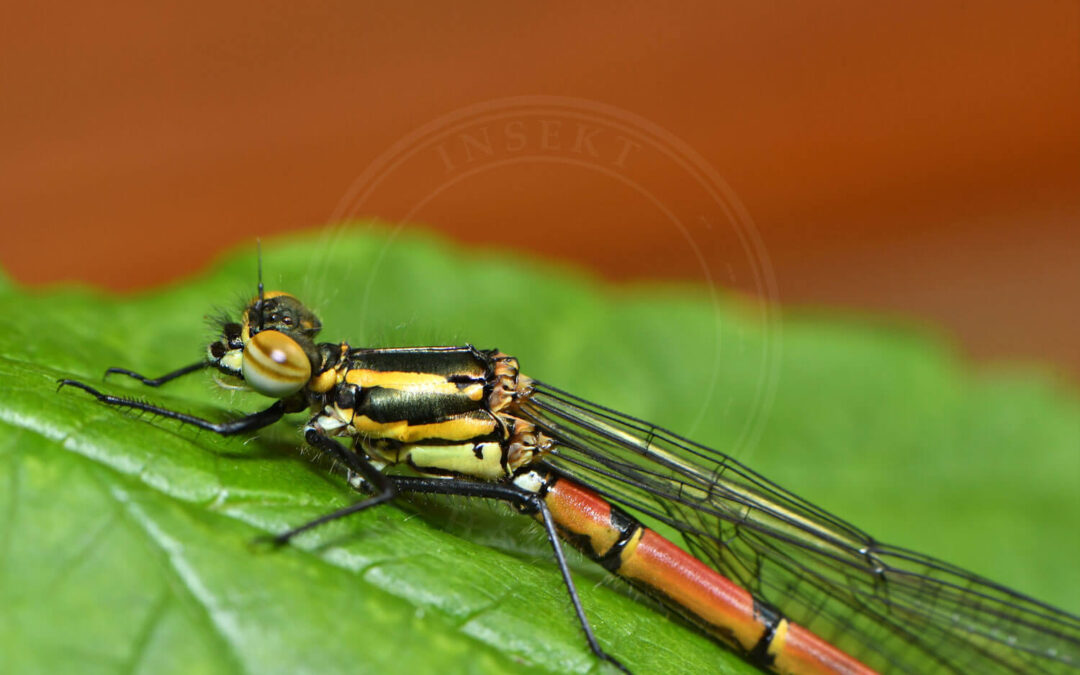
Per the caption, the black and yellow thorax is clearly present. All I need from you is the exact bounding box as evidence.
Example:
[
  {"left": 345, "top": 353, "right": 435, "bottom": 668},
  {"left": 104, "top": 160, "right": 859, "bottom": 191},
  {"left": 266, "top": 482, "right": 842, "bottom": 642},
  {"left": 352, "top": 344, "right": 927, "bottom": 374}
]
[{"left": 307, "top": 344, "right": 547, "bottom": 481}]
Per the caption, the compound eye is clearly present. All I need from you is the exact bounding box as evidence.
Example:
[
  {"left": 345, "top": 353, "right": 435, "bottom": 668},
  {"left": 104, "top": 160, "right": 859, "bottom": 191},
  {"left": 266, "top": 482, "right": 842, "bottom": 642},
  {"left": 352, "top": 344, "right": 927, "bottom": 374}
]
[{"left": 242, "top": 330, "right": 311, "bottom": 397}]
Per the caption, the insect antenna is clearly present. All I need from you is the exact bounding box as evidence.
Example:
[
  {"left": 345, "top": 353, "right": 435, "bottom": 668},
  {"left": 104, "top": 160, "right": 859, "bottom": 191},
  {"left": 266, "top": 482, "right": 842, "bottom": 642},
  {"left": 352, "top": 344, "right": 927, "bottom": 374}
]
[{"left": 256, "top": 239, "right": 265, "bottom": 331}]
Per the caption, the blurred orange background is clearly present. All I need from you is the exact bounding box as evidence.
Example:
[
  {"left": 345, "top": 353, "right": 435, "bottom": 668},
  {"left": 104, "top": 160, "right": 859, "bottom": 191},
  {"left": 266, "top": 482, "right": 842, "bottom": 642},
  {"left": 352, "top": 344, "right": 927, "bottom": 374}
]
[{"left": 1, "top": 3, "right": 1077, "bottom": 377}]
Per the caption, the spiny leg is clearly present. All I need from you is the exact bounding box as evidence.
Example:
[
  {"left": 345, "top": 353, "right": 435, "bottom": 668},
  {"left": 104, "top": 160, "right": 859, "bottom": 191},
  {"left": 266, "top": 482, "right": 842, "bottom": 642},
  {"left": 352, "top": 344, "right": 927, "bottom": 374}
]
[
  {"left": 275, "top": 470, "right": 629, "bottom": 673},
  {"left": 396, "top": 477, "right": 628, "bottom": 674},
  {"left": 267, "top": 429, "right": 399, "bottom": 544},
  {"left": 104, "top": 361, "right": 208, "bottom": 387},
  {"left": 57, "top": 379, "right": 286, "bottom": 435}
]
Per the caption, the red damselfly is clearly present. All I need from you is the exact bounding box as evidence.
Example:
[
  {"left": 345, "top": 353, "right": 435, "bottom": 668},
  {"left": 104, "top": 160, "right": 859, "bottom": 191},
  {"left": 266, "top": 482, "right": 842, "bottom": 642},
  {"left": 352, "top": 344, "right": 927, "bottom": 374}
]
[{"left": 57, "top": 269, "right": 1080, "bottom": 674}]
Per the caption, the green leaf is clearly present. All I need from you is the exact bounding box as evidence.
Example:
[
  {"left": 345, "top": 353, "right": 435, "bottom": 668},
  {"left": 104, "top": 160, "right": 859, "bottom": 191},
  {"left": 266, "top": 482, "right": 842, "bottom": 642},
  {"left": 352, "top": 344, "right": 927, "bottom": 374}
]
[{"left": 0, "top": 225, "right": 1076, "bottom": 674}]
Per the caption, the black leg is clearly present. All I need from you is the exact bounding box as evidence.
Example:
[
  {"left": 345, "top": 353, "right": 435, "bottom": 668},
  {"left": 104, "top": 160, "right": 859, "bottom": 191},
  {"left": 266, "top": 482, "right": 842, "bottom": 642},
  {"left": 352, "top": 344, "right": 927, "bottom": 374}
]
[
  {"left": 390, "top": 477, "right": 629, "bottom": 674},
  {"left": 537, "top": 494, "right": 630, "bottom": 673},
  {"left": 104, "top": 361, "right": 208, "bottom": 386},
  {"left": 57, "top": 379, "right": 285, "bottom": 435},
  {"left": 276, "top": 469, "right": 629, "bottom": 673},
  {"left": 267, "top": 430, "right": 399, "bottom": 544}
]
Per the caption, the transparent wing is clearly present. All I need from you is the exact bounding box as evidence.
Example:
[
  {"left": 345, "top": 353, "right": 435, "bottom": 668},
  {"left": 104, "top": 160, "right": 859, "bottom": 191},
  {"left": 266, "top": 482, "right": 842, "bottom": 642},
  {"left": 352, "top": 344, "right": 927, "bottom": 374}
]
[{"left": 517, "top": 381, "right": 1080, "bottom": 674}]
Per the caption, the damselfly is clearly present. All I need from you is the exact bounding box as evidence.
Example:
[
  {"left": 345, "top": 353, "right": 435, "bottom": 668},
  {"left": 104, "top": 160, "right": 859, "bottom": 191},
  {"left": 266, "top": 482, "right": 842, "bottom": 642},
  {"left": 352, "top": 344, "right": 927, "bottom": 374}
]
[{"left": 57, "top": 267, "right": 1080, "bottom": 674}]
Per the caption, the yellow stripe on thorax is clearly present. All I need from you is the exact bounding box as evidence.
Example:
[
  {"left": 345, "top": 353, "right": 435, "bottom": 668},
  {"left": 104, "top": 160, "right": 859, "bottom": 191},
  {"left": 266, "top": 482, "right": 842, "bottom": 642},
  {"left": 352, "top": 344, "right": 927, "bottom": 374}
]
[
  {"left": 345, "top": 369, "right": 484, "bottom": 400},
  {"left": 350, "top": 414, "right": 498, "bottom": 443}
]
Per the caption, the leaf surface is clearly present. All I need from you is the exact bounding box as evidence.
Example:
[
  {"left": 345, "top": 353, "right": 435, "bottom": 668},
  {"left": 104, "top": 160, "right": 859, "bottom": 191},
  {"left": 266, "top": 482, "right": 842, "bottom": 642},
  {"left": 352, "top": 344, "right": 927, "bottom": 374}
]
[{"left": 0, "top": 226, "right": 1076, "bottom": 674}]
